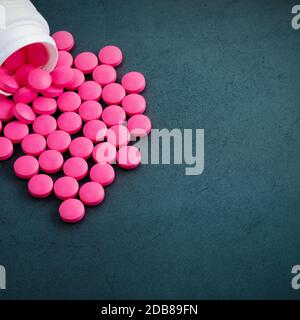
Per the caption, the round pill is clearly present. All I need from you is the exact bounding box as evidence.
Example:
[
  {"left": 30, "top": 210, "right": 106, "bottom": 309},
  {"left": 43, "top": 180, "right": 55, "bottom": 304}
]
[
  {"left": 4, "top": 121, "right": 29, "bottom": 143},
  {"left": 32, "top": 115, "right": 57, "bottom": 137},
  {"left": 59, "top": 199, "right": 85, "bottom": 223},
  {"left": 121, "top": 71, "right": 146, "bottom": 94},
  {"left": 98, "top": 45, "right": 123, "bottom": 67},
  {"left": 0, "top": 74, "right": 20, "bottom": 93},
  {"left": 101, "top": 105, "right": 126, "bottom": 127},
  {"left": 69, "top": 137, "right": 93, "bottom": 159},
  {"left": 106, "top": 125, "right": 130, "bottom": 148},
  {"left": 90, "top": 163, "right": 115, "bottom": 186},
  {"left": 14, "top": 155, "right": 39, "bottom": 179},
  {"left": 122, "top": 94, "right": 146, "bottom": 116},
  {"left": 42, "top": 85, "right": 64, "bottom": 98},
  {"left": 127, "top": 114, "right": 152, "bottom": 137},
  {"left": 28, "top": 174, "right": 53, "bottom": 198},
  {"left": 3, "top": 48, "right": 27, "bottom": 72},
  {"left": 74, "top": 52, "right": 98, "bottom": 74},
  {"left": 117, "top": 145, "right": 141, "bottom": 170},
  {"left": 78, "top": 81, "right": 102, "bottom": 101},
  {"left": 78, "top": 101, "right": 102, "bottom": 122},
  {"left": 57, "top": 91, "right": 81, "bottom": 112},
  {"left": 38, "top": 150, "right": 64, "bottom": 174},
  {"left": 21, "top": 134, "right": 46, "bottom": 156},
  {"left": 0, "top": 99, "right": 14, "bottom": 121},
  {"left": 13, "top": 103, "right": 36, "bottom": 124},
  {"left": 52, "top": 31, "right": 75, "bottom": 51},
  {"left": 83, "top": 120, "right": 107, "bottom": 143},
  {"left": 92, "top": 64, "right": 117, "bottom": 86},
  {"left": 15, "top": 64, "right": 35, "bottom": 86},
  {"left": 47, "top": 130, "right": 71, "bottom": 153},
  {"left": 57, "top": 112, "right": 82, "bottom": 134},
  {"left": 63, "top": 157, "right": 88, "bottom": 180},
  {"left": 101, "top": 83, "right": 125, "bottom": 105},
  {"left": 57, "top": 50, "right": 73, "bottom": 67},
  {"left": 66, "top": 68, "right": 85, "bottom": 90},
  {"left": 79, "top": 182, "right": 105, "bottom": 206},
  {"left": 26, "top": 43, "right": 48, "bottom": 67},
  {"left": 28, "top": 69, "right": 52, "bottom": 92},
  {"left": 54, "top": 176, "right": 79, "bottom": 200},
  {"left": 32, "top": 97, "right": 57, "bottom": 115},
  {"left": 0, "top": 137, "right": 14, "bottom": 161},
  {"left": 92, "top": 142, "right": 116, "bottom": 164},
  {"left": 13, "top": 87, "right": 37, "bottom": 104},
  {"left": 51, "top": 66, "right": 74, "bottom": 88}
]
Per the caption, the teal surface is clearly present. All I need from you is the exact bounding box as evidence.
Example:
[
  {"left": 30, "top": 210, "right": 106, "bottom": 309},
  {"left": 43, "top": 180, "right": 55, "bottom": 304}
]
[{"left": 1, "top": 0, "right": 300, "bottom": 299}]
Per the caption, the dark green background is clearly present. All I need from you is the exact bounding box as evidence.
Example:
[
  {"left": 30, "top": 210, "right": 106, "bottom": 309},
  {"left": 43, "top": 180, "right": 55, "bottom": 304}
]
[{"left": 1, "top": 0, "right": 300, "bottom": 299}]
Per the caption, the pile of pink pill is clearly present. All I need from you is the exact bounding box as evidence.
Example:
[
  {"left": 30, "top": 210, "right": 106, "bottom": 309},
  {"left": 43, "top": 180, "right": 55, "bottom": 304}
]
[{"left": 0, "top": 30, "right": 151, "bottom": 223}]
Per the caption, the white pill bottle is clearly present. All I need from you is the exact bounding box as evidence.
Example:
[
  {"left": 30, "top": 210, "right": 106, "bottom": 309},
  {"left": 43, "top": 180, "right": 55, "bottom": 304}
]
[{"left": 0, "top": 0, "right": 58, "bottom": 94}]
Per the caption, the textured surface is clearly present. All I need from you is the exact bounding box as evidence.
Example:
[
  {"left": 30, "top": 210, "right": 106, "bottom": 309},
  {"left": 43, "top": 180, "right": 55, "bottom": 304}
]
[{"left": 1, "top": 0, "right": 300, "bottom": 299}]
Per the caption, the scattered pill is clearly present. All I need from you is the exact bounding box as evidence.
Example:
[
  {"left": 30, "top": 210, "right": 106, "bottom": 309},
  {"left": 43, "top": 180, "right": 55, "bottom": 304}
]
[
  {"left": 98, "top": 45, "right": 123, "bottom": 67},
  {"left": 4, "top": 121, "right": 29, "bottom": 143},
  {"left": 13, "top": 87, "right": 37, "bottom": 104},
  {"left": 38, "top": 150, "right": 64, "bottom": 174},
  {"left": 57, "top": 91, "right": 81, "bottom": 112},
  {"left": 57, "top": 111, "right": 82, "bottom": 134},
  {"left": 13, "top": 102, "right": 36, "bottom": 124},
  {"left": 101, "top": 105, "right": 126, "bottom": 127},
  {"left": 74, "top": 52, "right": 98, "bottom": 74},
  {"left": 92, "top": 64, "right": 117, "bottom": 86},
  {"left": 79, "top": 181, "right": 105, "bottom": 206},
  {"left": 90, "top": 163, "right": 115, "bottom": 186},
  {"left": 33, "top": 96, "right": 57, "bottom": 115},
  {"left": 46, "top": 130, "right": 71, "bottom": 153},
  {"left": 54, "top": 176, "right": 79, "bottom": 200},
  {"left": 21, "top": 133, "right": 46, "bottom": 156},
  {"left": 52, "top": 31, "right": 75, "bottom": 51},
  {"left": 117, "top": 145, "right": 141, "bottom": 169},
  {"left": 28, "top": 174, "right": 53, "bottom": 198},
  {"left": 42, "top": 85, "right": 64, "bottom": 98},
  {"left": 106, "top": 125, "right": 130, "bottom": 148},
  {"left": 0, "top": 74, "right": 20, "bottom": 93},
  {"left": 0, "top": 99, "right": 14, "bottom": 121},
  {"left": 66, "top": 68, "right": 85, "bottom": 90},
  {"left": 32, "top": 115, "right": 57, "bottom": 137},
  {"left": 63, "top": 157, "right": 88, "bottom": 180},
  {"left": 51, "top": 65, "right": 74, "bottom": 88},
  {"left": 78, "top": 101, "right": 102, "bottom": 122},
  {"left": 14, "top": 155, "right": 39, "bottom": 179},
  {"left": 127, "top": 114, "right": 152, "bottom": 137},
  {"left": 69, "top": 136, "right": 93, "bottom": 159},
  {"left": 28, "top": 68, "right": 52, "bottom": 92},
  {"left": 57, "top": 50, "right": 73, "bottom": 67},
  {"left": 0, "top": 137, "right": 14, "bottom": 161},
  {"left": 101, "top": 83, "right": 125, "bottom": 105},
  {"left": 83, "top": 120, "right": 107, "bottom": 143},
  {"left": 92, "top": 142, "right": 117, "bottom": 164},
  {"left": 121, "top": 71, "right": 146, "bottom": 94},
  {"left": 122, "top": 93, "right": 146, "bottom": 116},
  {"left": 78, "top": 81, "right": 102, "bottom": 101},
  {"left": 59, "top": 199, "right": 85, "bottom": 223}
]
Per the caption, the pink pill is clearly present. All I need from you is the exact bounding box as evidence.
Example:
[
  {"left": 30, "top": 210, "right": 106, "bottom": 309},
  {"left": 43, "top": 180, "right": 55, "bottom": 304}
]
[
  {"left": 0, "top": 99, "right": 14, "bottom": 121},
  {"left": 106, "top": 125, "right": 130, "bottom": 148},
  {"left": 52, "top": 31, "right": 75, "bottom": 51},
  {"left": 59, "top": 199, "right": 85, "bottom": 223},
  {"left": 42, "top": 85, "right": 64, "bottom": 98},
  {"left": 3, "top": 48, "right": 27, "bottom": 72},
  {"left": 38, "top": 150, "right": 64, "bottom": 174},
  {"left": 0, "top": 74, "right": 20, "bottom": 93},
  {"left": 101, "top": 83, "right": 125, "bottom": 105},
  {"left": 127, "top": 114, "right": 152, "bottom": 137},
  {"left": 92, "top": 142, "right": 116, "bottom": 164},
  {"left": 57, "top": 50, "right": 73, "bottom": 67},
  {"left": 21, "top": 133, "right": 46, "bottom": 156},
  {"left": 51, "top": 66, "right": 74, "bottom": 88},
  {"left": 13, "top": 103, "right": 36, "bottom": 124},
  {"left": 57, "top": 91, "right": 81, "bottom": 112},
  {"left": 28, "top": 69, "right": 52, "bottom": 92},
  {"left": 54, "top": 176, "right": 79, "bottom": 200},
  {"left": 69, "top": 136, "right": 93, "bottom": 159},
  {"left": 0, "top": 67, "right": 9, "bottom": 75},
  {"left": 33, "top": 97, "right": 57, "bottom": 115},
  {"left": 98, "top": 45, "right": 123, "bottom": 67},
  {"left": 117, "top": 145, "right": 142, "bottom": 170},
  {"left": 47, "top": 130, "right": 71, "bottom": 153},
  {"left": 28, "top": 174, "right": 53, "bottom": 198},
  {"left": 74, "top": 52, "right": 98, "bottom": 74},
  {"left": 15, "top": 64, "right": 35, "bottom": 86},
  {"left": 83, "top": 120, "right": 107, "bottom": 143},
  {"left": 57, "top": 112, "right": 82, "bottom": 134},
  {"left": 78, "top": 81, "right": 102, "bottom": 101},
  {"left": 13, "top": 87, "right": 37, "bottom": 104},
  {"left": 65, "top": 68, "right": 85, "bottom": 90},
  {"left": 63, "top": 157, "right": 88, "bottom": 180},
  {"left": 121, "top": 71, "right": 146, "bottom": 94},
  {"left": 101, "top": 105, "right": 126, "bottom": 127},
  {"left": 32, "top": 115, "right": 57, "bottom": 137},
  {"left": 14, "top": 155, "right": 39, "bottom": 179},
  {"left": 78, "top": 101, "right": 102, "bottom": 122},
  {"left": 90, "top": 163, "right": 115, "bottom": 186},
  {"left": 0, "top": 137, "right": 14, "bottom": 161},
  {"left": 26, "top": 43, "right": 48, "bottom": 67},
  {"left": 79, "top": 182, "right": 105, "bottom": 206},
  {"left": 4, "top": 121, "right": 29, "bottom": 143},
  {"left": 122, "top": 94, "right": 146, "bottom": 116},
  {"left": 92, "top": 65, "right": 117, "bottom": 86}
]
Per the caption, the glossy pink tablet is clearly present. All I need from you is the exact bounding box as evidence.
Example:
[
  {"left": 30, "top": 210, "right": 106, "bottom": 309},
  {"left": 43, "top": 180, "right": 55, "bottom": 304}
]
[
  {"left": 69, "top": 137, "right": 93, "bottom": 159},
  {"left": 65, "top": 69, "right": 85, "bottom": 90},
  {"left": 63, "top": 157, "right": 88, "bottom": 180},
  {"left": 59, "top": 199, "right": 85, "bottom": 223},
  {"left": 0, "top": 74, "right": 20, "bottom": 93},
  {"left": 28, "top": 69, "right": 52, "bottom": 92},
  {"left": 79, "top": 182, "right": 105, "bottom": 206},
  {"left": 127, "top": 114, "right": 152, "bottom": 137},
  {"left": 92, "top": 65, "right": 117, "bottom": 86},
  {"left": 54, "top": 176, "right": 79, "bottom": 200},
  {"left": 92, "top": 142, "right": 117, "bottom": 164},
  {"left": 52, "top": 31, "right": 75, "bottom": 51},
  {"left": 28, "top": 174, "right": 53, "bottom": 198},
  {"left": 14, "top": 155, "right": 39, "bottom": 179},
  {"left": 57, "top": 50, "right": 74, "bottom": 67},
  {"left": 0, "top": 99, "right": 14, "bottom": 121},
  {"left": 98, "top": 45, "right": 123, "bottom": 67},
  {"left": 57, "top": 112, "right": 82, "bottom": 134},
  {"left": 74, "top": 52, "right": 98, "bottom": 74},
  {"left": 51, "top": 66, "right": 74, "bottom": 88},
  {"left": 46, "top": 130, "right": 71, "bottom": 153},
  {"left": 78, "top": 81, "right": 102, "bottom": 101},
  {"left": 117, "top": 145, "right": 142, "bottom": 169},
  {"left": 57, "top": 91, "right": 81, "bottom": 112},
  {"left": 32, "top": 97, "right": 57, "bottom": 115},
  {"left": 121, "top": 71, "right": 146, "bottom": 94},
  {"left": 21, "top": 133, "right": 46, "bottom": 156},
  {"left": 38, "top": 150, "right": 64, "bottom": 174},
  {"left": 106, "top": 125, "right": 130, "bottom": 148},
  {"left": 4, "top": 121, "right": 29, "bottom": 143},
  {"left": 122, "top": 94, "right": 146, "bottom": 116},
  {"left": 101, "top": 83, "right": 125, "bottom": 105},
  {"left": 42, "top": 85, "right": 64, "bottom": 98},
  {"left": 13, "top": 87, "right": 37, "bottom": 104},
  {"left": 90, "top": 163, "right": 115, "bottom": 186},
  {"left": 0, "top": 137, "right": 14, "bottom": 161},
  {"left": 101, "top": 105, "right": 126, "bottom": 127},
  {"left": 3, "top": 48, "right": 27, "bottom": 72},
  {"left": 32, "top": 115, "right": 57, "bottom": 137},
  {"left": 83, "top": 120, "right": 107, "bottom": 143},
  {"left": 26, "top": 43, "right": 48, "bottom": 67},
  {"left": 15, "top": 64, "right": 35, "bottom": 86},
  {"left": 78, "top": 101, "right": 102, "bottom": 122},
  {"left": 13, "top": 103, "right": 36, "bottom": 124}
]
